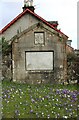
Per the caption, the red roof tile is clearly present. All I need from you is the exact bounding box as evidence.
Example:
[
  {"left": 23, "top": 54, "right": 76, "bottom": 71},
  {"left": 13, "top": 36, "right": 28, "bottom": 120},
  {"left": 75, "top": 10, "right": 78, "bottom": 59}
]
[{"left": 0, "top": 8, "right": 68, "bottom": 38}]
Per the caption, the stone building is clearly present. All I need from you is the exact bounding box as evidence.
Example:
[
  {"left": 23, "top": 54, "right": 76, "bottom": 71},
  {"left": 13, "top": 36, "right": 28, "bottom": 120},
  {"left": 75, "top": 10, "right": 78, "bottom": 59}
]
[
  {"left": 66, "top": 40, "right": 74, "bottom": 54},
  {"left": 0, "top": 2, "right": 69, "bottom": 84}
]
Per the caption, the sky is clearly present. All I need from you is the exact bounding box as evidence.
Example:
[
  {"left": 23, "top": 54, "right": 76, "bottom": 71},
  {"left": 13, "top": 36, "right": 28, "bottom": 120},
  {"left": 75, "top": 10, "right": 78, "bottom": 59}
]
[{"left": 0, "top": 0, "right": 78, "bottom": 49}]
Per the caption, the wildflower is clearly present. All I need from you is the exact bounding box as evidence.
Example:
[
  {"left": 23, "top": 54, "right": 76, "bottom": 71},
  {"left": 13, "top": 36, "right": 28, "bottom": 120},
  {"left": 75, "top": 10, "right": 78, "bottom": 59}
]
[
  {"left": 15, "top": 90, "right": 18, "bottom": 93},
  {"left": 20, "top": 102, "right": 22, "bottom": 105},
  {"left": 71, "top": 104, "right": 72, "bottom": 107},
  {"left": 10, "top": 89, "right": 13, "bottom": 92},
  {"left": 63, "top": 116, "right": 68, "bottom": 119},
  {"left": 8, "top": 95, "right": 10, "bottom": 99},
  {"left": 56, "top": 98, "right": 58, "bottom": 102},
  {"left": 45, "top": 104, "right": 47, "bottom": 107},
  {"left": 56, "top": 89, "right": 60, "bottom": 94},
  {"left": 20, "top": 96, "right": 22, "bottom": 99},
  {"left": 30, "top": 109, "right": 33, "bottom": 113},
  {"left": 15, "top": 110, "right": 20, "bottom": 116},
  {"left": 31, "top": 98, "right": 35, "bottom": 103},
  {"left": 53, "top": 106, "right": 55, "bottom": 109},
  {"left": 57, "top": 113, "right": 60, "bottom": 118},
  {"left": 36, "top": 112, "right": 38, "bottom": 115},
  {"left": 12, "top": 95, "right": 14, "bottom": 98},
  {"left": 47, "top": 114, "right": 50, "bottom": 119},
  {"left": 21, "top": 91, "right": 24, "bottom": 94},
  {"left": 42, "top": 97, "right": 44, "bottom": 101},
  {"left": 67, "top": 95, "right": 70, "bottom": 98},
  {"left": 6, "top": 100, "right": 9, "bottom": 103},
  {"left": 52, "top": 111, "right": 54, "bottom": 114},
  {"left": 65, "top": 108, "right": 68, "bottom": 110}
]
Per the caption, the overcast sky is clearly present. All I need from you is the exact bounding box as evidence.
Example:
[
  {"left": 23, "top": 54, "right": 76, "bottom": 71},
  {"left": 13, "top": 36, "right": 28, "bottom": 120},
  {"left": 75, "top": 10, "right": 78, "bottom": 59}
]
[{"left": 0, "top": 0, "right": 78, "bottom": 49}]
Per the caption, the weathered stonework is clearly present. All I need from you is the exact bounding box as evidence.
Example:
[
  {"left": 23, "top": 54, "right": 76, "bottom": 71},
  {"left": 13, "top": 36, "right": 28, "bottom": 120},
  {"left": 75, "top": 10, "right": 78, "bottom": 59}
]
[
  {"left": 1, "top": 9, "right": 68, "bottom": 84},
  {"left": 11, "top": 23, "right": 67, "bottom": 84}
]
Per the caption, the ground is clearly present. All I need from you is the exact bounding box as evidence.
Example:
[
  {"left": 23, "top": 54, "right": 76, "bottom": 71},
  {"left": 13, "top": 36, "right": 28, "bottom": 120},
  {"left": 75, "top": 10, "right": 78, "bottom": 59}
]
[{"left": 1, "top": 81, "right": 79, "bottom": 119}]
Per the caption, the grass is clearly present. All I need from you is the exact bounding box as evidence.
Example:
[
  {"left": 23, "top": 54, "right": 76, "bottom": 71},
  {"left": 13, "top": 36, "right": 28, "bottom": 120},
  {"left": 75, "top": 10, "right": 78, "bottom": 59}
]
[{"left": 2, "top": 81, "right": 79, "bottom": 119}]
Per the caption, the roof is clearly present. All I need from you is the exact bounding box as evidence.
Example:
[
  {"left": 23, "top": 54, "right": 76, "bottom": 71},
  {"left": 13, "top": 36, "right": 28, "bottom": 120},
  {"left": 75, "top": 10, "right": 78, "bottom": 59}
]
[
  {"left": 48, "top": 21, "right": 58, "bottom": 28},
  {"left": 0, "top": 8, "right": 68, "bottom": 38},
  {"left": 66, "top": 44, "right": 74, "bottom": 54}
]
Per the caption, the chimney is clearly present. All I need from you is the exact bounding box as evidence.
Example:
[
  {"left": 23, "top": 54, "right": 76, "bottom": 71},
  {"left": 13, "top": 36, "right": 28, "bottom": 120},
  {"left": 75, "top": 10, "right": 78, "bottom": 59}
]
[
  {"left": 67, "top": 40, "right": 72, "bottom": 46},
  {"left": 22, "top": 0, "right": 35, "bottom": 12},
  {"left": 48, "top": 21, "right": 58, "bottom": 28}
]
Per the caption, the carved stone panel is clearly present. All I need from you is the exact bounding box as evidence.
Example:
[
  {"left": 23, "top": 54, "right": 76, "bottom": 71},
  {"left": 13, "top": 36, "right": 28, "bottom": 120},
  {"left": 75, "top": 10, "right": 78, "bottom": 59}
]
[{"left": 34, "top": 32, "right": 44, "bottom": 44}]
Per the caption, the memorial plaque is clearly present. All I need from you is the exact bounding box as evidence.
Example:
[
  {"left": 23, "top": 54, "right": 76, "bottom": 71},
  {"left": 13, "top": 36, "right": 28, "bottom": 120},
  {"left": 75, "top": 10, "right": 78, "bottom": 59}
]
[{"left": 26, "top": 52, "right": 53, "bottom": 70}]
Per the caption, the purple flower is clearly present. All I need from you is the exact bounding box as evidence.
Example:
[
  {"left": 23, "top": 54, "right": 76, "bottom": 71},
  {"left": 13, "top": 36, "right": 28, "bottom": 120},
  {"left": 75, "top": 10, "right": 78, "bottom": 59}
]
[
  {"left": 72, "top": 94, "right": 77, "bottom": 99},
  {"left": 30, "top": 109, "right": 33, "bottom": 113},
  {"left": 56, "top": 89, "right": 60, "bottom": 94},
  {"left": 31, "top": 98, "right": 35, "bottom": 103},
  {"left": 8, "top": 95, "right": 10, "bottom": 99},
  {"left": 62, "top": 89, "right": 67, "bottom": 94}
]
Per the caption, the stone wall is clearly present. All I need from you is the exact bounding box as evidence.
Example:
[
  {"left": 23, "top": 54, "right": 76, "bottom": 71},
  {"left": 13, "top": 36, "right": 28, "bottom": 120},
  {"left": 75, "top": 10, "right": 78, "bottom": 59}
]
[
  {"left": 11, "top": 24, "right": 67, "bottom": 84},
  {"left": 2, "top": 54, "right": 12, "bottom": 81}
]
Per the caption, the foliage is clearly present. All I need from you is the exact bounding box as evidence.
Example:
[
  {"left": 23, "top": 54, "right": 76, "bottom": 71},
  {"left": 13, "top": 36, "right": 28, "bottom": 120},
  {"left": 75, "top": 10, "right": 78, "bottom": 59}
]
[
  {"left": 72, "top": 55, "right": 79, "bottom": 84},
  {"left": 67, "top": 53, "right": 75, "bottom": 62},
  {"left": 67, "top": 53, "right": 79, "bottom": 84},
  {"left": 1, "top": 37, "right": 11, "bottom": 55},
  {"left": 2, "top": 81, "right": 79, "bottom": 119},
  {"left": 1, "top": 37, "right": 12, "bottom": 80}
]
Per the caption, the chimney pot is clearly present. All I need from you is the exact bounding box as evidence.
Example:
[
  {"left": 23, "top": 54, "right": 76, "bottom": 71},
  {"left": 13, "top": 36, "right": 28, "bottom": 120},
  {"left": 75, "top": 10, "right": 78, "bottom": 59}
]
[{"left": 23, "top": 0, "right": 35, "bottom": 12}]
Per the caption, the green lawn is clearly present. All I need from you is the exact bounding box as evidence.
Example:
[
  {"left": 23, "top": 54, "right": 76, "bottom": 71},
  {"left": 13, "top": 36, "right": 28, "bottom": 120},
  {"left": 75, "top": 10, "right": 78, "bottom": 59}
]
[{"left": 2, "top": 81, "right": 79, "bottom": 119}]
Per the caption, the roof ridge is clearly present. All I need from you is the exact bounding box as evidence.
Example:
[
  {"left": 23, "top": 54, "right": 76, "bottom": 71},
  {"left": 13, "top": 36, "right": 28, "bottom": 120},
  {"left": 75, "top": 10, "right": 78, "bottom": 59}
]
[
  {"left": 0, "top": 8, "right": 68, "bottom": 38},
  {"left": 0, "top": 9, "right": 29, "bottom": 34}
]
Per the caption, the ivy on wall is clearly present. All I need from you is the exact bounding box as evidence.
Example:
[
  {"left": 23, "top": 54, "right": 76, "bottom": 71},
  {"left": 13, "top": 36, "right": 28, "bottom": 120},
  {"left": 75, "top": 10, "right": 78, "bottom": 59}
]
[
  {"left": 1, "top": 37, "right": 11, "bottom": 55},
  {"left": 0, "top": 37, "right": 12, "bottom": 80}
]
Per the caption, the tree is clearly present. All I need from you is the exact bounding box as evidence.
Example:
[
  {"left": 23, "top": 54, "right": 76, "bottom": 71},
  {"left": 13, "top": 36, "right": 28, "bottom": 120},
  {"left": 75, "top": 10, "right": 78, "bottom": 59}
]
[
  {"left": 0, "top": 37, "right": 12, "bottom": 80},
  {"left": 1, "top": 37, "right": 11, "bottom": 55},
  {"left": 67, "top": 52, "right": 79, "bottom": 84},
  {"left": 73, "top": 55, "right": 79, "bottom": 84}
]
